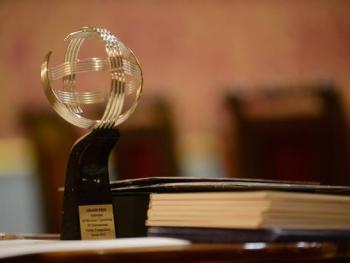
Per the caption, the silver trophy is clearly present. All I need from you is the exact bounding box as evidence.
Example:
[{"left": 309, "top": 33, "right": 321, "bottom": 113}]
[{"left": 41, "top": 27, "right": 143, "bottom": 240}]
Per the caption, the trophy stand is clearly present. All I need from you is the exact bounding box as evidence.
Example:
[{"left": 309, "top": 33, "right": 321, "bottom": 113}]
[{"left": 61, "top": 128, "right": 119, "bottom": 240}]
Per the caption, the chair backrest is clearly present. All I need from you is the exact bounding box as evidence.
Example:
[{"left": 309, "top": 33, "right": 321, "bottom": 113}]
[
  {"left": 114, "top": 97, "right": 178, "bottom": 179},
  {"left": 226, "top": 83, "right": 349, "bottom": 185}
]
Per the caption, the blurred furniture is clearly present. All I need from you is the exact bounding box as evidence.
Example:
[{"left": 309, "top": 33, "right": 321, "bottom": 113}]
[
  {"left": 21, "top": 96, "right": 178, "bottom": 232},
  {"left": 114, "top": 97, "right": 178, "bottom": 179},
  {"left": 226, "top": 83, "right": 350, "bottom": 185},
  {"left": 22, "top": 109, "right": 78, "bottom": 233}
]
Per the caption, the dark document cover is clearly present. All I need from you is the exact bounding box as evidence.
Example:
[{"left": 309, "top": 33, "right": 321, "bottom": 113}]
[{"left": 148, "top": 227, "right": 350, "bottom": 243}]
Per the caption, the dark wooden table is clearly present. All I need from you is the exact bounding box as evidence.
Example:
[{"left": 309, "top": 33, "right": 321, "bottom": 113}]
[{"left": 4, "top": 242, "right": 350, "bottom": 263}]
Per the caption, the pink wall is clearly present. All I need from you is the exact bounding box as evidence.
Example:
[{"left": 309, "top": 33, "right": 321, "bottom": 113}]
[{"left": 1, "top": 0, "right": 350, "bottom": 175}]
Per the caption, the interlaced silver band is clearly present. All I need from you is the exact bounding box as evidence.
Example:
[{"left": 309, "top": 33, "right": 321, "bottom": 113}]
[{"left": 41, "top": 27, "right": 143, "bottom": 129}]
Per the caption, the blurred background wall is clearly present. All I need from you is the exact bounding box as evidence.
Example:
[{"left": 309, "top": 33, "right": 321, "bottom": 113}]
[{"left": 0, "top": 0, "right": 350, "bottom": 232}]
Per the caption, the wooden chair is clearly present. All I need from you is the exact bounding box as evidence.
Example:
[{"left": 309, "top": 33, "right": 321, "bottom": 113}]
[
  {"left": 21, "top": 96, "right": 178, "bottom": 231},
  {"left": 226, "top": 82, "right": 350, "bottom": 185}
]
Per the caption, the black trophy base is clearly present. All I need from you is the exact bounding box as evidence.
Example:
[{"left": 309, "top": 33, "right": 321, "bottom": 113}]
[{"left": 61, "top": 128, "right": 119, "bottom": 240}]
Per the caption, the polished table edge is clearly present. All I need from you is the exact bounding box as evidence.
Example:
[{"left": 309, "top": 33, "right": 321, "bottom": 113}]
[{"left": 6, "top": 242, "right": 350, "bottom": 263}]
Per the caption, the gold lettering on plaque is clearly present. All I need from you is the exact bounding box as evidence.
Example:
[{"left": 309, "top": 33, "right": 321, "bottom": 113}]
[{"left": 79, "top": 204, "right": 116, "bottom": 240}]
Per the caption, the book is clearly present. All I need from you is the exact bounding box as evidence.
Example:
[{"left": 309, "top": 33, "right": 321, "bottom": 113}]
[
  {"left": 146, "top": 191, "right": 350, "bottom": 230},
  {"left": 110, "top": 178, "right": 350, "bottom": 237}
]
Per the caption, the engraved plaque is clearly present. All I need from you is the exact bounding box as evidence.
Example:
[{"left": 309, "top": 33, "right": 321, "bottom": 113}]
[{"left": 79, "top": 204, "right": 116, "bottom": 240}]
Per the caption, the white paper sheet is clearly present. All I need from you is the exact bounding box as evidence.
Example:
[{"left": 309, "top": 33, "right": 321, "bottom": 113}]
[{"left": 0, "top": 237, "right": 190, "bottom": 259}]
